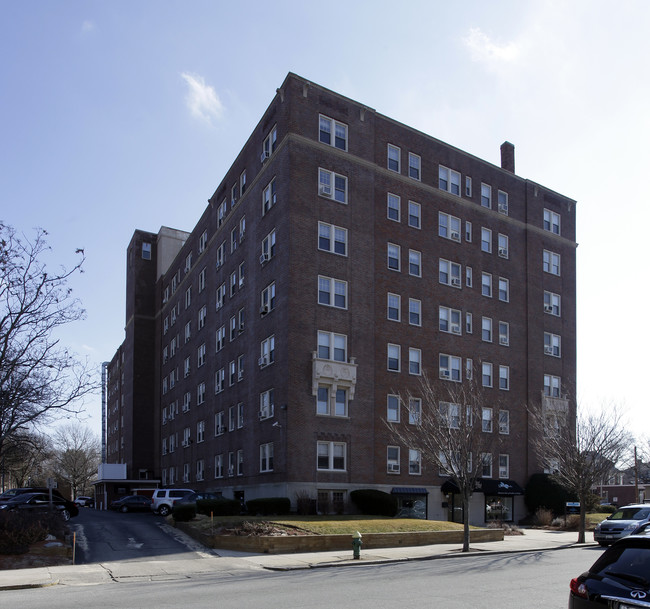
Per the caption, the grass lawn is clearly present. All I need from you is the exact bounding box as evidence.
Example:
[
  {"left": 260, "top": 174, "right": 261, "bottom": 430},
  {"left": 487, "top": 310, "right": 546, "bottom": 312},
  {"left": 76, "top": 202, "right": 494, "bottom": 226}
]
[{"left": 182, "top": 514, "right": 466, "bottom": 535}]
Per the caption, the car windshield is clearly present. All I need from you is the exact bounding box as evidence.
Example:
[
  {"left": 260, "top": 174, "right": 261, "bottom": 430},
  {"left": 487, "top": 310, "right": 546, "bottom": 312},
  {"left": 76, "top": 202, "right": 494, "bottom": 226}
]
[
  {"left": 610, "top": 507, "right": 650, "bottom": 520},
  {"left": 591, "top": 543, "right": 650, "bottom": 585}
]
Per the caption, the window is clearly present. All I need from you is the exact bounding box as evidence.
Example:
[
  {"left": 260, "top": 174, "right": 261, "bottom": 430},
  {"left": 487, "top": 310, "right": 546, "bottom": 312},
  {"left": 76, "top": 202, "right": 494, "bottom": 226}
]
[
  {"left": 214, "top": 454, "right": 223, "bottom": 478},
  {"left": 482, "top": 407, "right": 493, "bottom": 432},
  {"left": 465, "top": 221, "right": 472, "bottom": 242},
  {"left": 409, "top": 348, "right": 421, "bottom": 375},
  {"left": 387, "top": 394, "right": 400, "bottom": 422},
  {"left": 466, "top": 312, "right": 473, "bottom": 334},
  {"left": 439, "top": 259, "right": 462, "bottom": 287},
  {"left": 262, "top": 178, "right": 277, "bottom": 215},
  {"left": 318, "top": 276, "right": 347, "bottom": 309},
  {"left": 499, "top": 410, "right": 510, "bottom": 434},
  {"left": 319, "top": 168, "right": 347, "bottom": 203},
  {"left": 439, "top": 354, "right": 461, "bottom": 381},
  {"left": 499, "top": 365, "right": 510, "bottom": 390},
  {"left": 215, "top": 241, "right": 226, "bottom": 269},
  {"left": 409, "top": 298, "right": 421, "bottom": 326},
  {"left": 185, "top": 287, "right": 192, "bottom": 310},
  {"left": 498, "top": 277, "right": 510, "bottom": 302},
  {"left": 318, "top": 331, "right": 347, "bottom": 362},
  {"left": 215, "top": 411, "right": 225, "bottom": 436},
  {"left": 198, "top": 268, "right": 206, "bottom": 292},
  {"left": 163, "top": 317, "right": 169, "bottom": 335},
  {"left": 408, "top": 201, "right": 421, "bottom": 228},
  {"left": 465, "top": 266, "right": 473, "bottom": 287},
  {"left": 237, "top": 449, "right": 244, "bottom": 476},
  {"left": 261, "top": 229, "right": 276, "bottom": 262},
  {"left": 387, "top": 293, "right": 401, "bottom": 321},
  {"left": 440, "top": 401, "right": 460, "bottom": 429},
  {"left": 237, "top": 354, "right": 244, "bottom": 381},
  {"left": 230, "top": 227, "right": 238, "bottom": 253},
  {"left": 481, "top": 453, "right": 492, "bottom": 477},
  {"left": 544, "top": 291, "right": 561, "bottom": 316},
  {"left": 317, "top": 386, "right": 347, "bottom": 417},
  {"left": 498, "top": 233, "right": 509, "bottom": 258},
  {"left": 215, "top": 283, "right": 225, "bottom": 310},
  {"left": 318, "top": 222, "right": 347, "bottom": 256},
  {"left": 408, "top": 152, "right": 421, "bottom": 180},
  {"left": 240, "top": 170, "right": 247, "bottom": 195},
  {"left": 466, "top": 358, "right": 473, "bottom": 380},
  {"left": 543, "top": 209, "right": 561, "bottom": 234},
  {"left": 184, "top": 321, "right": 191, "bottom": 343},
  {"left": 183, "top": 392, "right": 191, "bottom": 412},
  {"left": 239, "top": 215, "right": 246, "bottom": 241},
  {"left": 198, "top": 305, "right": 206, "bottom": 330},
  {"left": 142, "top": 242, "right": 152, "bottom": 260},
  {"left": 183, "top": 461, "right": 191, "bottom": 482},
  {"left": 231, "top": 183, "right": 238, "bottom": 208},
  {"left": 543, "top": 250, "right": 561, "bottom": 275},
  {"left": 465, "top": 176, "right": 472, "bottom": 197},
  {"left": 197, "top": 343, "right": 206, "bottom": 367},
  {"left": 197, "top": 382, "right": 206, "bottom": 405},
  {"left": 260, "top": 335, "right": 275, "bottom": 367},
  {"left": 387, "top": 343, "right": 401, "bottom": 372},
  {"left": 260, "top": 389, "right": 274, "bottom": 419},
  {"left": 439, "top": 166, "right": 461, "bottom": 195},
  {"left": 197, "top": 420, "right": 205, "bottom": 443},
  {"left": 387, "top": 446, "right": 400, "bottom": 473},
  {"left": 499, "top": 454, "right": 510, "bottom": 478},
  {"left": 184, "top": 356, "right": 191, "bottom": 378},
  {"left": 481, "top": 272, "right": 492, "bottom": 297},
  {"left": 319, "top": 115, "right": 347, "bottom": 150},
  {"left": 482, "top": 362, "right": 493, "bottom": 387},
  {"left": 439, "top": 306, "right": 462, "bottom": 335},
  {"left": 543, "top": 374, "right": 561, "bottom": 397},
  {"left": 262, "top": 125, "right": 277, "bottom": 159},
  {"left": 238, "top": 261, "right": 245, "bottom": 288},
  {"left": 387, "top": 144, "right": 400, "bottom": 172},
  {"left": 217, "top": 199, "right": 227, "bottom": 227},
  {"left": 544, "top": 332, "right": 561, "bottom": 357},
  {"left": 481, "top": 183, "right": 492, "bottom": 208},
  {"left": 317, "top": 441, "right": 346, "bottom": 471},
  {"left": 439, "top": 212, "right": 461, "bottom": 241},
  {"left": 198, "top": 230, "right": 207, "bottom": 253},
  {"left": 214, "top": 368, "right": 224, "bottom": 393},
  {"left": 482, "top": 317, "right": 493, "bottom": 342},
  {"left": 229, "top": 360, "right": 236, "bottom": 385},
  {"left": 260, "top": 443, "right": 274, "bottom": 472},
  {"left": 481, "top": 228, "right": 492, "bottom": 253},
  {"left": 408, "top": 398, "right": 421, "bottom": 425},
  {"left": 387, "top": 243, "right": 400, "bottom": 271},
  {"left": 387, "top": 193, "right": 400, "bottom": 221},
  {"left": 497, "top": 190, "right": 508, "bottom": 215},
  {"left": 499, "top": 321, "right": 510, "bottom": 346},
  {"left": 216, "top": 325, "right": 225, "bottom": 352},
  {"left": 409, "top": 250, "right": 421, "bottom": 277},
  {"left": 261, "top": 282, "right": 276, "bottom": 315}
]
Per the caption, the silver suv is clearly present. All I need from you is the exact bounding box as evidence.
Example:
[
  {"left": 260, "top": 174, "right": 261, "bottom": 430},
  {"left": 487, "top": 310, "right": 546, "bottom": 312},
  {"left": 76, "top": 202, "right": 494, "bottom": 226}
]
[
  {"left": 150, "top": 488, "right": 194, "bottom": 516},
  {"left": 593, "top": 504, "right": 650, "bottom": 546}
]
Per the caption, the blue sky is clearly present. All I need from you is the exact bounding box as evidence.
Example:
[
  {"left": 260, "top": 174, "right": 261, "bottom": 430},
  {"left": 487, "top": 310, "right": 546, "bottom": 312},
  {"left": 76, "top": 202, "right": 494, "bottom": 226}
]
[{"left": 2, "top": 1, "right": 648, "bottom": 444}]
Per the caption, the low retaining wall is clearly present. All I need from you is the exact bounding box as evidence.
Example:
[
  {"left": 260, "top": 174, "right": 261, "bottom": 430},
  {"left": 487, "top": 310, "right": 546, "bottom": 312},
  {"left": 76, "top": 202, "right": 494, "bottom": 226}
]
[{"left": 175, "top": 523, "right": 504, "bottom": 554}]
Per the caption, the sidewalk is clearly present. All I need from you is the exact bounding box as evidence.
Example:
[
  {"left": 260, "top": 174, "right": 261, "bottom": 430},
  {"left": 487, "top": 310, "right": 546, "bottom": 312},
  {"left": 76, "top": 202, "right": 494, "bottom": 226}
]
[{"left": 0, "top": 529, "right": 595, "bottom": 590}]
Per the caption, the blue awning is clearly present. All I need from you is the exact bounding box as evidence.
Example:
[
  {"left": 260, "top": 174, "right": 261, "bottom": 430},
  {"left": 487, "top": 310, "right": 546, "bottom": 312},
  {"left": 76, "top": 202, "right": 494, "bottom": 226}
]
[{"left": 391, "top": 487, "right": 429, "bottom": 495}]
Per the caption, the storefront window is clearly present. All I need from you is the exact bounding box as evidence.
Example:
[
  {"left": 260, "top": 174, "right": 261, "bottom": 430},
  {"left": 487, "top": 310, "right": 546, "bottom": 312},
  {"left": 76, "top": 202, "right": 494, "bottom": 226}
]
[{"left": 485, "top": 495, "right": 513, "bottom": 522}]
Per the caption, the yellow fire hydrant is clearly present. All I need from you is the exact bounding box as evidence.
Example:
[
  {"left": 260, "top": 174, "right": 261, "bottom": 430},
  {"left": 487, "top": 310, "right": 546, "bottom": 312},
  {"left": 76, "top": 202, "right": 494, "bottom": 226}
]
[{"left": 352, "top": 531, "right": 362, "bottom": 559}]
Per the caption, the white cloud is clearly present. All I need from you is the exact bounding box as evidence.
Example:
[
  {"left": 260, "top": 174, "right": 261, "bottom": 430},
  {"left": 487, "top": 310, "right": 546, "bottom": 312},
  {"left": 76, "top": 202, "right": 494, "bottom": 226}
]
[
  {"left": 181, "top": 72, "right": 224, "bottom": 125},
  {"left": 462, "top": 27, "right": 520, "bottom": 64}
]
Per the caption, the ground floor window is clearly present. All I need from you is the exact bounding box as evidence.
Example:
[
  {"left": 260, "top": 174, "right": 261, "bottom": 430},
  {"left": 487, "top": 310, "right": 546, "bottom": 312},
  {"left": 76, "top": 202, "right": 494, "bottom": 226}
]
[
  {"left": 485, "top": 495, "right": 513, "bottom": 522},
  {"left": 317, "top": 489, "right": 346, "bottom": 514}
]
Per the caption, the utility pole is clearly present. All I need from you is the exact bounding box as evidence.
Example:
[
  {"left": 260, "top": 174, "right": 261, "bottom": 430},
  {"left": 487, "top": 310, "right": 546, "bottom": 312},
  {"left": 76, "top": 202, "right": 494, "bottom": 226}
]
[{"left": 635, "top": 446, "right": 639, "bottom": 502}]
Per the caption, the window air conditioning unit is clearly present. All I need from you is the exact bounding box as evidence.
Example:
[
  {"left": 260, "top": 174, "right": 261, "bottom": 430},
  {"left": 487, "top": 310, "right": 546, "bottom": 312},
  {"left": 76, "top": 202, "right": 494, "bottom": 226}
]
[
  {"left": 450, "top": 231, "right": 460, "bottom": 240},
  {"left": 260, "top": 304, "right": 269, "bottom": 316},
  {"left": 228, "top": 466, "right": 234, "bottom": 477},
  {"left": 237, "top": 371, "right": 243, "bottom": 381},
  {"left": 544, "top": 346, "right": 554, "bottom": 355},
  {"left": 260, "top": 252, "right": 270, "bottom": 264},
  {"left": 319, "top": 184, "right": 332, "bottom": 196},
  {"left": 451, "top": 325, "right": 461, "bottom": 335},
  {"left": 215, "top": 260, "right": 222, "bottom": 270},
  {"left": 498, "top": 203, "right": 508, "bottom": 213},
  {"left": 260, "top": 150, "right": 270, "bottom": 163},
  {"left": 238, "top": 322, "right": 245, "bottom": 333},
  {"left": 388, "top": 464, "right": 400, "bottom": 473},
  {"left": 440, "top": 369, "right": 450, "bottom": 378},
  {"left": 498, "top": 248, "right": 508, "bottom": 257},
  {"left": 258, "top": 355, "right": 269, "bottom": 368},
  {"left": 451, "top": 278, "right": 461, "bottom": 287},
  {"left": 499, "top": 337, "right": 508, "bottom": 346},
  {"left": 544, "top": 305, "right": 554, "bottom": 313}
]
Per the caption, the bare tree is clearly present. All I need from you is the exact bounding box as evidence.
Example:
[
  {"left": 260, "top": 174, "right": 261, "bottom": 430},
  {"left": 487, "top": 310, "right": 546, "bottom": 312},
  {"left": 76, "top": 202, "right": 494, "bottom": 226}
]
[
  {"left": 51, "top": 423, "right": 100, "bottom": 498},
  {"left": 386, "top": 372, "right": 502, "bottom": 552},
  {"left": 0, "top": 431, "right": 52, "bottom": 490},
  {"left": 530, "top": 402, "right": 632, "bottom": 543},
  {"left": 0, "top": 223, "right": 97, "bottom": 468}
]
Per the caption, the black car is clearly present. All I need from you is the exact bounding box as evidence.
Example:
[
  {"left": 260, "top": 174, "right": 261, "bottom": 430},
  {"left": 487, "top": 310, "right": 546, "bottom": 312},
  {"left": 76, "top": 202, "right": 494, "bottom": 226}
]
[
  {"left": 0, "top": 492, "right": 79, "bottom": 521},
  {"left": 569, "top": 533, "right": 650, "bottom": 607},
  {"left": 0, "top": 487, "right": 68, "bottom": 506},
  {"left": 110, "top": 495, "right": 153, "bottom": 513}
]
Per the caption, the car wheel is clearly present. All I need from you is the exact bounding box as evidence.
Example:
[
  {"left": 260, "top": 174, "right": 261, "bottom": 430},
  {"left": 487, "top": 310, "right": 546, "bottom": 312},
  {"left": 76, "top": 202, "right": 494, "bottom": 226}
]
[
  {"left": 120, "top": 505, "right": 129, "bottom": 513},
  {"left": 158, "top": 505, "right": 170, "bottom": 516},
  {"left": 61, "top": 509, "right": 70, "bottom": 522}
]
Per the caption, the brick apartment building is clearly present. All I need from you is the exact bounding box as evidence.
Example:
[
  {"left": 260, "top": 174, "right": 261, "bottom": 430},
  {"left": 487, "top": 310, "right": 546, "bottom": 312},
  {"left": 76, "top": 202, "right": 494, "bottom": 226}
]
[{"left": 104, "top": 73, "right": 576, "bottom": 524}]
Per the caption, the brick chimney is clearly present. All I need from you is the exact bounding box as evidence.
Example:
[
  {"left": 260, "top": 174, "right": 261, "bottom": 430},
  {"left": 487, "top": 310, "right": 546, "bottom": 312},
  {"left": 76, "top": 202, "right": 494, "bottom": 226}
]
[{"left": 500, "top": 141, "right": 515, "bottom": 173}]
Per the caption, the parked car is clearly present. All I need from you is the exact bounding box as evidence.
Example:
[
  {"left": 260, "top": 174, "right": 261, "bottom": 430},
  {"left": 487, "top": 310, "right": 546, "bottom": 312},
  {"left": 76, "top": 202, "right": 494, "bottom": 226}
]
[
  {"left": 0, "top": 492, "right": 79, "bottom": 521},
  {"left": 0, "top": 487, "right": 67, "bottom": 506},
  {"left": 593, "top": 504, "right": 650, "bottom": 546},
  {"left": 74, "top": 496, "right": 94, "bottom": 508},
  {"left": 173, "top": 491, "right": 223, "bottom": 509},
  {"left": 569, "top": 531, "right": 650, "bottom": 607},
  {"left": 150, "top": 488, "right": 194, "bottom": 516},
  {"left": 109, "top": 495, "right": 152, "bottom": 513}
]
